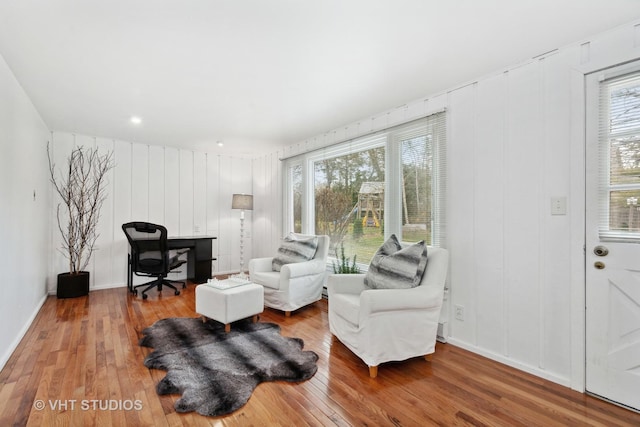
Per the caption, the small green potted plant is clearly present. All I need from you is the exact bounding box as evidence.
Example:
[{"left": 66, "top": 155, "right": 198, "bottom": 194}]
[
  {"left": 332, "top": 243, "right": 360, "bottom": 274},
  {"left": 48, "top": 143, "right": 114, "bottom": 298}
]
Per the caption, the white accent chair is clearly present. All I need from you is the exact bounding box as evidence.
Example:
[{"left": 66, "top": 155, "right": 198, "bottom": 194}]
[
  {"left": 328, "top": 245, "right": 449, "bottom": 378},
  {"left": 249, "top": 234, "right": 330, "bottom": 316}
]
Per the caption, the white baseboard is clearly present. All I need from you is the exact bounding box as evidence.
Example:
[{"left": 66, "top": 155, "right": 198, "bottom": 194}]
[
  {"left": 92, "top": 282, "right": 127, "bottom": 291},
  {"left": 48, "top": 281, "right": 128, "bottom": 295},
  {"left": 445, "top": 337, "right": 571, "bottom": 388},
  {"left": 0, "top": 293, "right": 48, "bottom": 372}
]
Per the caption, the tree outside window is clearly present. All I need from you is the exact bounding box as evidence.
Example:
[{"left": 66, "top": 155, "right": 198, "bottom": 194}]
[
  {"left": 606, "top": 82, "right": 640, "bottom": 231},
  {"left": 291, "top": 164, "right": 303, "bottom": 233},
  {"left": 314, "top": 148, "right": 385, "bottom": 264},
  {"left": 401, "top": 135, "right": 432, "bottom": 243}
]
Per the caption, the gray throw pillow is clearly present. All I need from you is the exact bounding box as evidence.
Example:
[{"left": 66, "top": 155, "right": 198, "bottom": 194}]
[
  {"left": 272, "top": 233, "right": 319, "bottom": 272},
  {"left": 364, "top": 234, "right": 428, "bottom": 289}
]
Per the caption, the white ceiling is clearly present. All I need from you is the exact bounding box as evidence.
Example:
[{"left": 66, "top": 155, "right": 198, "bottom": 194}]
[{"left": 1, "top": 1, "right": 640, "bottom": 156}]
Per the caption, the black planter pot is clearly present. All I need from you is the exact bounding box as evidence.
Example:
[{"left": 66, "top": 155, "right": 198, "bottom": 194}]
[{"left": 57, "top": 271, "right": 90, "bottom": 298}]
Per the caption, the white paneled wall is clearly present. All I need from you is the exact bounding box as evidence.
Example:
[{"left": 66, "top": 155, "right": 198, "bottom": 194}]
[
  {"left": 218, "top": 156, "right": 253, "bottom": 273},
  {"left": 94, "top": 137, "right": 116, "bottom": 288},
  {"left": 48, "top": 134, "right": 253, "bottom": 292},
  {"left": 252, "top": 151, "right": 283, "bottom": 257},
  {"left": 0, "top": 53, "right": 51, "bottom": 369},
  {"left": 251, "top": 21, "right": 640, "bottom": 389},
  {"left": 473, "top": 73, "right": 506, "bottom": 357}
]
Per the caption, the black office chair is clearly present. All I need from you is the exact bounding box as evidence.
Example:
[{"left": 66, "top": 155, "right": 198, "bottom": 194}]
[{"left": 122, "top": 222, "right": 188, "bottom": 299}]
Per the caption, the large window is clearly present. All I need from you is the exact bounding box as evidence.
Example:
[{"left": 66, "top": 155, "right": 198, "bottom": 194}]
[
  {"left": 315, "top": 145, "right": 386, "bottom": 264},
  {"left": 599, "top": 72, "right": 640, "bottom": 237},
  {"left": 397, "top": 120, "right": 446, "bottom": 246},
  {"left": 284, "top": 112, "right": 446, "bottom": 267},
  {"left": 288, "top": 163, "right": 303, "bottom": 233}
]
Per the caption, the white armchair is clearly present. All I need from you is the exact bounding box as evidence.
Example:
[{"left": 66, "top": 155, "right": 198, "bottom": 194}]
[
  {"left": 249, "top": 234, "right": 330, "bottom": 316},
  {"left": 328, "top": 246, "right": 449, "bottom": 378}
]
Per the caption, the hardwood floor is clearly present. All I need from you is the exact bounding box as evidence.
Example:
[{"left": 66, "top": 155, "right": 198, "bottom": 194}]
[{"left": 1, "top": 283, "right": 639, "bottom": 427}]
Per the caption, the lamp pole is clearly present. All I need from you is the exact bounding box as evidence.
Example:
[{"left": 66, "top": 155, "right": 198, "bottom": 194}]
[
  {"left": 232, "top": 193, "right": 253, "bottom": 277},
  {"left": 239, "top": 208, "right": 246, "bottom": 275}
]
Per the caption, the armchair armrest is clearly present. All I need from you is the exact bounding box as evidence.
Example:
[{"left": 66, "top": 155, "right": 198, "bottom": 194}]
[
  {"left": 359, "top": 286, "right": 444, "bottom": 317},
  {"left": 281, "top": 259, "right": 327, "bottom": 279},
  {"left": 327, "top": 274, "right": 367, "bottom": 296},
  {"left": 248, "top": 257, "right": 274, "bottom": 273}
]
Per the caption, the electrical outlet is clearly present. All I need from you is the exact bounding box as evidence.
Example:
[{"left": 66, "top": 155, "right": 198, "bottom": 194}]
[
  {"left": 551, "top": 196, "right": 567, "bottom": 215},
  {"left": 454, "top": 305, "right": 465, "bottom": 321}
]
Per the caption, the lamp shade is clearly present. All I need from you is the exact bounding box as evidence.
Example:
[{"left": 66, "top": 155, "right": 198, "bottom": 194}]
[{"left": 232, "top": 194, "right": 253, "bottom": 210}]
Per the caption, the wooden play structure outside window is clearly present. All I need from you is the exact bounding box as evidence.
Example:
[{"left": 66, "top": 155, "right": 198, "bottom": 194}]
[{"left": 358, "top": 182, "right": 384, "bottom": 227}]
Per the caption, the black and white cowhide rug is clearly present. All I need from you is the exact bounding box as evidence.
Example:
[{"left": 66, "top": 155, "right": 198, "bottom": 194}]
[{"left": 139, "top": 317, "right": 318, "bottom": 417}]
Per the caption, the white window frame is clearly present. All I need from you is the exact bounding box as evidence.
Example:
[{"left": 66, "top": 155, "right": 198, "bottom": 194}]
[
  {"left": 283, "top": 112, "right": 447, "bottom": 262},
  {"left": 284, "top": 160, "right": 304, "bottom": 233},
  {"left": 596, "top": 69, "right": 640, "bottom": 242}
]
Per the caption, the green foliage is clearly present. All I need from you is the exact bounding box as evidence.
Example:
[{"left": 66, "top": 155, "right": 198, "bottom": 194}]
[
  {"left": 314, "top": 147, "right": 385, "bottom": 246},
  {"left": 352, "top": 217, "right": 363, "bottom": 239},
  {"left": 315, "top": 186, "right": 353, "bottom": 246},
  {"left": 332, "top": 244, "right": 360, "bottom": 274}
]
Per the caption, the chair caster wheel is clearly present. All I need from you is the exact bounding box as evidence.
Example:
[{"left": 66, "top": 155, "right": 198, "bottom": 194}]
[
  {"left": 133, "top": 290, "right": 138, "bottom": 296},
  {"left": 182, "top": 283, "right": 186, "bottom": 289},
  {"left": 142, "top": 294, "right": 148, "bottom": 300},
  {"left": 175, "top": 290, "right": 180, "bottom": 296}
]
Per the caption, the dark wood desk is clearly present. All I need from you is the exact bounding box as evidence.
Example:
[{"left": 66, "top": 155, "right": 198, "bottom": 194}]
[
  {"left": 167, "top": 235, "right": 217, "bottom": 284},
  {"left": 127, "top": 235, "right": 217, "bottom": 290}
]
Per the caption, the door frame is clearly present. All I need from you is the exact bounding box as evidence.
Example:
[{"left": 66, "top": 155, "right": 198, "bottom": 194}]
[{"left": 569, "top": 53, "right": 640, "bottom": 393}]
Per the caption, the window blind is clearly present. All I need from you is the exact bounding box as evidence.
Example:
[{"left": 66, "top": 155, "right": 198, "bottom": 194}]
[
  {"left": 392, "top": 112, "right": 447, "bottom": 246},
  {"left": 598, "top": 71, "right": 640, "bottom": 240}
]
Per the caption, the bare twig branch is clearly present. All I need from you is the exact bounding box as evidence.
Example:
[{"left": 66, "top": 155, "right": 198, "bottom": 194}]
[{"left": 48, "top": 142, "right": 114, "bottom": 274}]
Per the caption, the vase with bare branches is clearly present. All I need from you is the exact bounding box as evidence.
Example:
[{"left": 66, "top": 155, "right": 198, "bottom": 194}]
[{"left": 48, "top": 143, "right": 114, "bottom": 298}]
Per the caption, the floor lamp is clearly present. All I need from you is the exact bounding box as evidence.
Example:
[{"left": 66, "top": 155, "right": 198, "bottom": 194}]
[{"left": 232, "top": 193, "right": 253, "bottom": 278}]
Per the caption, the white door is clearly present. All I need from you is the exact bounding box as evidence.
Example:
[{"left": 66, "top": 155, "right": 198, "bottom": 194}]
[{"left": 585, "top": 61, "right": 640, "bottom": 412}]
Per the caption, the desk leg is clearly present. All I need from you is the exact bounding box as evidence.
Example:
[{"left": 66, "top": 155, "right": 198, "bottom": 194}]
[
  {"left": 193, "top": 239, "right": 213, "bottom": 283},
  {"left": 186, "top": 251, "right": 195, "bottom": 282},
  {"left": 127, "top": 254, "right": 133, "bottom": 292},
  {"left": 166, "top": 237, "right": 216, "bottom": 284}
]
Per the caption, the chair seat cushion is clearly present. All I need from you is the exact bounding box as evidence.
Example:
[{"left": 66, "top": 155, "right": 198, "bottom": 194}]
[
  {"left": 272, "top": 233, "right": 319, "bottom": 271},
  {"left": 364, "top": 234, "right": 428, "bottom": 289},
  {"left": 139, "top": 258, "right": 162, "bottom": 269},
  {"left": 330, "top": 293, "right": 361, "bottom": 326},
  {"left": 251, "top": 271, "right": 282, "bottom": 290},
  {"left": 138, "top": 254, "right": 164, "bottom": 274}
]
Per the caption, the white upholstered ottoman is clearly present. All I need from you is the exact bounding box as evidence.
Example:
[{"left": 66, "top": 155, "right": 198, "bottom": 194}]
[{"left": 195, "top": 282, "right": 264, "bottom": 332}]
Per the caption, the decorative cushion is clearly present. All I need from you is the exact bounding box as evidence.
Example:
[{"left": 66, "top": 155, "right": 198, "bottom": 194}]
[
  {"left": 272, "top": 233, "right": 319, "bottom": 272},
  {"left": 364, "top": 234, "right": 428, "bottom": 289}
]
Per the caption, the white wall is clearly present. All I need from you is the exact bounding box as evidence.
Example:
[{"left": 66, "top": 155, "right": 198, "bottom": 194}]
[
  {"left": 252, "top": 151, "right": 283, "bottom": 257},
  {"left": 251, "top": 20, "right": 640, "bottom": 389},
  {"left": 48, "top": 133, "right": 253, "bottom": 291},
  {"left": 0, "top": 54, "right": 51, "bottom": 368}
]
